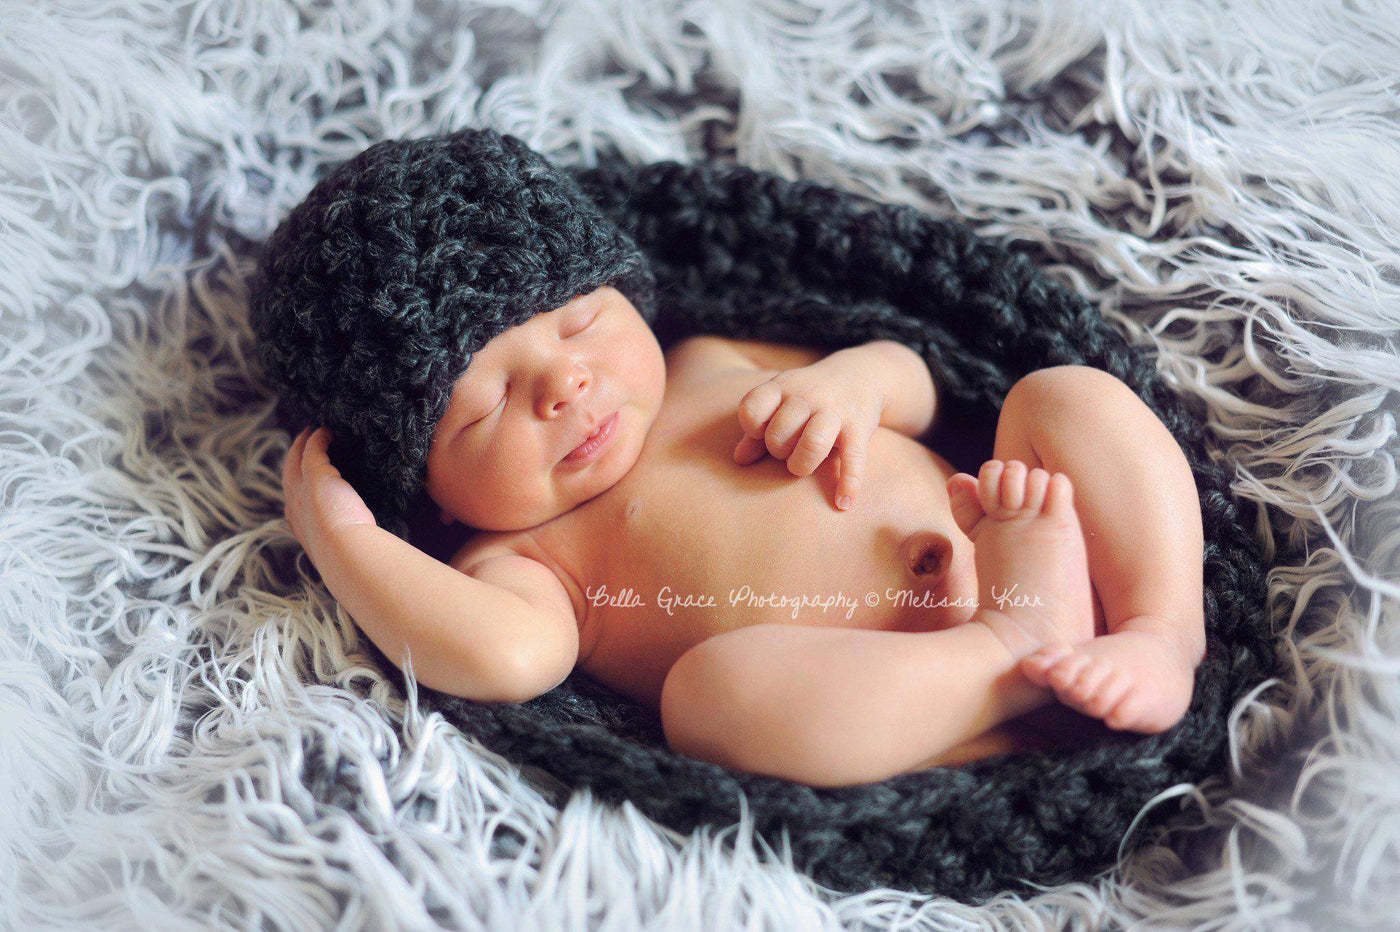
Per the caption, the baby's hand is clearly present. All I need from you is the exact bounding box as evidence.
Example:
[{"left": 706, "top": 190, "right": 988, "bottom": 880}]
[
  {"left": 281, "top": 426, "right": 378, "bottom": 560},
  {"left": 733, "top": 352, "right": 883, "bottom": 510}
]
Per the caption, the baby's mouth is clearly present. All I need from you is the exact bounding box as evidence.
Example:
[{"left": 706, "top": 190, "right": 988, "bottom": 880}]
[{"left": 562, "top": 410, "right": 619, "bottom": 464}]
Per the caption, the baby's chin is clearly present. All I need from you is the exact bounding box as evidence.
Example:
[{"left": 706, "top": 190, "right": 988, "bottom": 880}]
[
  {"left": 557, "top": 458, "right": 632, "bottom": 515},
  {"left": 555, "top": 417, "right": 644, "bottom": 509}
]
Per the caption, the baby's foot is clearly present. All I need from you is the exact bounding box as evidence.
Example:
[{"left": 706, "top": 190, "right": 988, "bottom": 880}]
[
  {"left": 1022, "top": 628, "right": 1197, "bottom": 733},
  {"left": 946, "top": 461, "right": 1095, "bottom": 662}
]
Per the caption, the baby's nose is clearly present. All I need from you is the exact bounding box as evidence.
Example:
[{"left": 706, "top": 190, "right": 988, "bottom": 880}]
[{"left": 902, "top": 530, "right": 954, "bottom": 583}]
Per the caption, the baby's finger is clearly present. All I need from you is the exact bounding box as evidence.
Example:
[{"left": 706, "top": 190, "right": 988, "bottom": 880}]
[
  {"left": 303, "top": 426, "right": 340, "bottom": 475},
  {"left": 763, "top": 398, "right": 813, "bottom": 461},
  {"left": 834, "top": 425, "right": 868, "bottom": 510},
  {"left": 785, "top": 409, "right": 841, "bottom": 477},
  {"left": 282, "top": 428, "right": 314, "bottom": 533},
  {"left": 283, "top": 427, "right": 310, "bottom": 491},
  {"left": 736, "top": 381, "right": 783, "bottom": 439},
  {"left": 733, "top": 432, "right": 768, "bottom": 465}
]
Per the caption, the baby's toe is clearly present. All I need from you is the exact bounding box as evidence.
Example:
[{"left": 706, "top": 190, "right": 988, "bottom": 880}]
[
  {"left": 980, "top": 460, "right": 1056, "bottom": 520},
  {"left": 976, "top": 460, "right": 1006, "bottom": 516},
  {"left": 1102, "top": 681, "right": 1160, "bottom": 731},
  {"left": 1070, "top": 654, "right": 1113, "bottom": 700},
  {"left": 1022, "top": 468, "right": 1052, "bottom": 513},
  {"left": 1083, "top": 668, "right": 1130, "bottom": 719},
  {"left": 995, "top": 460, "right": 1029, "bottom": 514},
  {"left": 1050, "top": 652, "right": 1121, "bottom": 715},
  {"left": 946, "top": 474, "right": 985, "bottom": 538},
  {"left": 1020, "top": 644, "right": 1069, "bottom": 687},
  {"left": 1047, "top": 651, "right": 1093, "bottom": 692},
  {"left": 1104, "top": 697, "right": 1139, "bottom": 732},
  {"left": 1041, "top": 472, "right": 1076, "bottom": 519}
]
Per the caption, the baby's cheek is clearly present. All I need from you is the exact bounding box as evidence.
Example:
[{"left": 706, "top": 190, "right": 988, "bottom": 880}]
[{"left": 446, "top": 463, "right": 537, "bottom": 531}]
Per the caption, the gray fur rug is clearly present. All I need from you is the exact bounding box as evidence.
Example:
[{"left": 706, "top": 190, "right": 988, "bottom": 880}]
[{"left": 4, "top": 0, "right": 1398, "bottom": 928}]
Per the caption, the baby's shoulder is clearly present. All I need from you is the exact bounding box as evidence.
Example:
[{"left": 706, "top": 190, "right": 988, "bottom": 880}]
[
  {"left": 447, "top": 531, "right": 533, "bottom": 576},
  {"left": 448, "top": 530, "right": 585, "bottom": 624},
  {"left": 663, "top": 335, "right": 759, "bottom": 382},
  {"left": 666, "top": 334, "right": 829, "bottom": 374}
]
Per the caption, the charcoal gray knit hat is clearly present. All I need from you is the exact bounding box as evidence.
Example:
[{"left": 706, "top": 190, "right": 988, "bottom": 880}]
[{"left": 250, "top": 127, "right": 657, "bottom": 539}]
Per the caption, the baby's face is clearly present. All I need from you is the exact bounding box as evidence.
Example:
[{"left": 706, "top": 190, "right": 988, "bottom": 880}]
[{"left": 424, "top": 285, "right": 666, "bottom": 532}]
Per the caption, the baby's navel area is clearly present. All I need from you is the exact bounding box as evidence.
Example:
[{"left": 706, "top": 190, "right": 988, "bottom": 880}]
[
  {"left": 553, "top": 374, "right": 982, "bottom": 710},
  {"left": 903, "top": 528, "right": 955, "bottom": 581}
]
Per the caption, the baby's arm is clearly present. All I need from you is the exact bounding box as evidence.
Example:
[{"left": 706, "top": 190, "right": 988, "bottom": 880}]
[
  {"left": 704, "top": 334, "right": 938, "bottom": 507},
  {"left": 282, "top": 427, "right": 578, "bottom": 703},
  {"left": 699, "top": 335, "right": 938, "bottom": 439},
  {"left": 316, "top": 526, "right": 579, "bottom": 702},
  {"left": 840, "top": 339, "right": 938, "bottom": 440}
]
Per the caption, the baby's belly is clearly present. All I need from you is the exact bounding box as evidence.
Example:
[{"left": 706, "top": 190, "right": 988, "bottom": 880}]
[{"left": 575, "top": 430, "right": 979, "bottom": 710}]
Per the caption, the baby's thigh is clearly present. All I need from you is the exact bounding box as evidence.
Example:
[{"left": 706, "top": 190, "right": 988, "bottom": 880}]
[{"left": 991, "top": 366, "right": 1204, "bottom": 634}]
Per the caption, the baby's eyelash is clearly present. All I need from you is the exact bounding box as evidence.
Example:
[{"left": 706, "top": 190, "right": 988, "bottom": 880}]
[{"left": 468, "top": 392, "right": 505, "bottom": 426}]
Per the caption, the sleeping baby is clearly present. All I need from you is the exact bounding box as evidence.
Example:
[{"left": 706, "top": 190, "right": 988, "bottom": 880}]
[{"left": 253, "top": 129, "right": 1207, "bottom": 789}]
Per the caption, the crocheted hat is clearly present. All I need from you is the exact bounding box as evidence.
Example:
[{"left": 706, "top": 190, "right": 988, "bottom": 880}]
[{"left": 249, "top": 127, "right": 658, "bottom": 538}]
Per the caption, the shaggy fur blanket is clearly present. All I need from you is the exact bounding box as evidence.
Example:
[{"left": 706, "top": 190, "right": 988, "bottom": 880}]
[{"left": 4, "top": 0, "right": 1398, "bottom": 927}]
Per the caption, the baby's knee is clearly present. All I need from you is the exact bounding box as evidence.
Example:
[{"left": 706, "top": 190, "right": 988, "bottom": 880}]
[
  {"left": 660, "top": 626, "right": 823, "bottom": 771},
  {"left": 1006, "top": 365, "right": 1134, "bottom": 414},
  {"left": 659, "top": 652, "right": 722, "bottom": 763},
  {"left": 659, "top": 634, "right": 754, "bottom": 761},
  {"left": 1005, "top": 365, "right": 1160, "bottom": 444}
]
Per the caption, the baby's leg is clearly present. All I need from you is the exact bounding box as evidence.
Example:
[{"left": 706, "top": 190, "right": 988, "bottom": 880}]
[
  {"left": 979, "top": 365, "right": 1207, "bottom": 733},
  {"left": 659, "top": 466, "right": 1094, "bottom": 788}
]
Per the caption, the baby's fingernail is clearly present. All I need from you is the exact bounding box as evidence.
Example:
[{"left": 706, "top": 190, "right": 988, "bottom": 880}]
[{"left": 837, "top": 495, "right": 852, "bottom": 510}]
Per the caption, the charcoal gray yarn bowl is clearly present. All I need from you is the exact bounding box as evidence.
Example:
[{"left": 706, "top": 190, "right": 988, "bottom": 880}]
[{"left": 357, "top": 158, "right": 1275, "bottom": 902}]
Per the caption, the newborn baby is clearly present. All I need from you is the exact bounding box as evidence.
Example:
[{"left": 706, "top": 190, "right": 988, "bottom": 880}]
[{"left": 258, "top": 129, "right": 1206, "bottom": 789}]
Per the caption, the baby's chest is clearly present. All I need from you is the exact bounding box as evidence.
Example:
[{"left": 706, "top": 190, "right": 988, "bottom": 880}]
[{"left": 570, "top": 367, "right": 964, "bottom": 709}]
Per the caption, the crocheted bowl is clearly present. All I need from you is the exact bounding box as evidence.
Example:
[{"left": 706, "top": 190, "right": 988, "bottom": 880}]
[{"left": 365, "top": 158, "right": 1274, "bottom": 902}]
